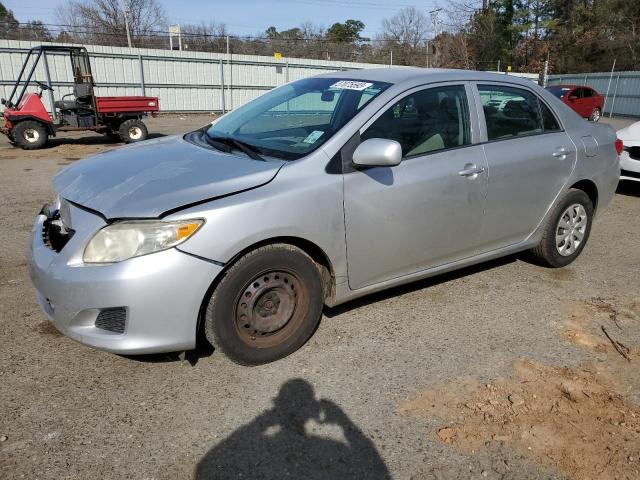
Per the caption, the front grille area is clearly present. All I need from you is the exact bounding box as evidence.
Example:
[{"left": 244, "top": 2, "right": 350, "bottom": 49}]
[
  {"left": 621, "top": 169, "right": 640, "bottom": 180},
  {"left": 42, "top": 216, "right": 74, "bottom": 253},
  {"left": 625, "top": 146, "right": 640, "bottom": 161},
  {"left": 95, "top": 307, "right": 127, "bottom": 334}
]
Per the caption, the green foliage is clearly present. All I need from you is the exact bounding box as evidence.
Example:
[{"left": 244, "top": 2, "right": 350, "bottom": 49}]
[{"left": 326, "top": 19, "right": 365, "bottom": 43}]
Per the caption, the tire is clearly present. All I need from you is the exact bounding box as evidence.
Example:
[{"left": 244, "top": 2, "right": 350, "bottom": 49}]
[
  {"left": 589, "top": 107, "right": 601, "bottom": 122},
  {"left": 529, "top": 189, "right": 594, "bottom": 268},
  {"left": 204, "top": 244, "right": 324, "bottom": 365},
  {"left": 118, "top": 119, "right": 148, "bottom": 143},
  {"left": 12, "top": 121, "right": 48, "bottom": 150}
]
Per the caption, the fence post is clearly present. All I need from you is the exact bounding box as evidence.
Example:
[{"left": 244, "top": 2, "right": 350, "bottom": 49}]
[
  {"left": 609, "top": 74, "right": 620, "bottom": 118},
  {"left": 227, "top": 36, "right": 233, "bottom": 111},
  {"left": 603, "top": 59, "right": 616, "bottom": 115},
  {"left": 219, "top": 59, "right": 225, "bottom": 114},
  {"left": 138, "top": 54, "right": 146, "bottom": 96}
]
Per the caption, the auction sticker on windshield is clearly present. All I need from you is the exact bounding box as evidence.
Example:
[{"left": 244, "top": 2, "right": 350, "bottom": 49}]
[
  {"left": 330, "top": 80, "right": 374, "bottom": 91},
  {"left": 302, "top": 130, "right": 324, "bottom": 144}
]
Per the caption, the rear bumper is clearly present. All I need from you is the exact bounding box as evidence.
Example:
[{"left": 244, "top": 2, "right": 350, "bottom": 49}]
[{"left": 29, "top": 207, "right": 222, "bottom": 354}]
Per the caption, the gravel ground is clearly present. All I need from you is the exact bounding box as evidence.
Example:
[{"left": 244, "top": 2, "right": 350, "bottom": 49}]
[{"left": 0, "top": 114, "right": 638, "bottom": 479}]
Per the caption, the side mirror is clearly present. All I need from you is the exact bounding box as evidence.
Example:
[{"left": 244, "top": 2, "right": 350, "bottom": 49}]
[
  {"left": 568, "top": 95, "right": 578, "bottom": 102},
  {"left": 352, "top": 138, "right": 402, "bottom": 167}
]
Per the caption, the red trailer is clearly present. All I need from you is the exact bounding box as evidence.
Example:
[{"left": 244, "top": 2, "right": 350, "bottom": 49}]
[{"left": 1, "top": 46, "right": 159, "bottom": 149}]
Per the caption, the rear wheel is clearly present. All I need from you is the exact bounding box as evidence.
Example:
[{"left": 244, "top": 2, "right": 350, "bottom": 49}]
[
  {"left": 590, "top": 107, "right": 601, "bottom": 122},
  {"left": 12, "top": 121, "right": 48, "bottom": 150},
  {"left": 204, "top": 244, "right": 324, "bottom": 365},
  {"left": 118, "top": 119, "right": 148, "bottom": 143},
  {"left": 529, "top": 189, "right": 593, "bottom": 267}
]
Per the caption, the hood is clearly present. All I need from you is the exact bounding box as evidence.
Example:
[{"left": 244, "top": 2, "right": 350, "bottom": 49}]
[
  {"left": 54, "top": 135, "right": 285, "bottom": 219},
  {"left": 617, "top": 121, "right": 640, "bottom": 144}
]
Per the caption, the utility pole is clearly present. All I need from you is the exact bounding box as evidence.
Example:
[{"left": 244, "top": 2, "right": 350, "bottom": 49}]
[
  {"left": 426, "top": 39, "right": 430, "bottom": 68},
  {"left": 122, "top": 0, "right": 133, "bottom": 48},
  {"left": 429, "top": 8, "right": 442, "bottom": 68}
]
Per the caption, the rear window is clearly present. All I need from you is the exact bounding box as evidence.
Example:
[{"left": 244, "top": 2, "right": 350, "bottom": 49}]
[
  {"left": 546, "top": 86, "right": 571, "bottom": 99},
  {"left": 479, "top": 85, "right": 561, "bottom": 140}
]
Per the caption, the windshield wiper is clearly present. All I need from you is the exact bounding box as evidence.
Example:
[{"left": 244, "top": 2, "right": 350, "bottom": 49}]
[
  {"left": 201, "top": 132, "right": 232, "bottom": 153},
  {"left": 208, "top": 134, "right": 266, "bottom": 161}
]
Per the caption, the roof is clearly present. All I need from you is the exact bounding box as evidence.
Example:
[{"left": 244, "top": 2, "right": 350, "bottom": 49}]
[
  {"left": 315, "top": 67, "right": 540, "bottom": 88},
  {"left": 549, "top": 84, "right": 591, "bottom": 89}
]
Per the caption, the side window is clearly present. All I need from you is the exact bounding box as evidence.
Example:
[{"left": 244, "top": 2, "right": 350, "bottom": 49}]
[
  {"left": 361, "top": 85, "right": 471, "bottom": 158},
  {"left": 479, "top": 85, "right": 560, "bottom": 140},
  {"left": 582, "top": 88, "right": 593, "bottom": 98},
  {"left": 540, "top": 101, "right": 561, "bottom": 132}
]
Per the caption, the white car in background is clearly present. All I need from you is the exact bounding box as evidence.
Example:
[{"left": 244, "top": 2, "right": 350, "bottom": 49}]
[{"left": 618, "top": 121, "right": 640, "bottom": 182}]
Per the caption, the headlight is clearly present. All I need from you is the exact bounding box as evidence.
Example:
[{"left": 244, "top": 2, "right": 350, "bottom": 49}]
[{"left": 83, "top": 219, "right": 204, "bottom": 264}]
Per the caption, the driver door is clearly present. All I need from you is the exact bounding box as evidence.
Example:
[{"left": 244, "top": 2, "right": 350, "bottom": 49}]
[{"left": 343, "top": 83, "right": 488, "bottom": 290}]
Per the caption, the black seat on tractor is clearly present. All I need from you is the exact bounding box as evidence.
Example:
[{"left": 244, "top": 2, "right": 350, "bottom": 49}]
[
  {"left": 54, "top": 99, "right": 77, "bottom": 110},
  {"left": 55, "top": 83, "right": 93, "bottom": 112}
]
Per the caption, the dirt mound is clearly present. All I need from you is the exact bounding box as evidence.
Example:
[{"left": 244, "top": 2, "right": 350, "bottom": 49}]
[
  {"left": 399, "top": 298, "right": 640, "bottom": 479},
  {"left": 400, "top": 359, "right": 640, "bottom": 479}
]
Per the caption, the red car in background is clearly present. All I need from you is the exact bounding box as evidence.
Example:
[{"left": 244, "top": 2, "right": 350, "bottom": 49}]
[{"left": 546, "top": 85, "right": 604, "bottom": 122}]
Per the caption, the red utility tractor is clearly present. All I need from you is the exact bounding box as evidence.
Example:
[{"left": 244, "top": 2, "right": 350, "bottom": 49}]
[{"left": 1, "top": 45, "right": 159, "bottom": 149}]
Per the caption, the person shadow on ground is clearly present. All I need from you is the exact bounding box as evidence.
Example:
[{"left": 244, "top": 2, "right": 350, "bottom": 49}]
[{"left": 195, "top": 378, "right": 391, "bottom": 479}]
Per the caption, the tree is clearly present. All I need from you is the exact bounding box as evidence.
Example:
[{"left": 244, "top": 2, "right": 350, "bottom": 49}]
[
  {"left": 378, "top": 7, "right": 433, "bottom": 66},
  {"left": 326, "top": 19, "right": 365, "bottom": 43},
  {"left": 1, "top": 2, "right": 52, "bottom": 41},
  {"left": 55, "top": 0, "right": 166, "bottom": 47},
  {"left": 381, "top": 7, "right": 430, "bottom": 49}
]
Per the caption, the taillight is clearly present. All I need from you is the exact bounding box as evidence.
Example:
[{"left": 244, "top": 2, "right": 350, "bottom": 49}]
[{"left": 615, "top": 138, "right": 624, "bottom": 156}]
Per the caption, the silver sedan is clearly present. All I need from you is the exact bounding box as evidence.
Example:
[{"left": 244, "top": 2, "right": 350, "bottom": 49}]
[{"left": 29, "top": 68, "right": 622, "bottom": 364}]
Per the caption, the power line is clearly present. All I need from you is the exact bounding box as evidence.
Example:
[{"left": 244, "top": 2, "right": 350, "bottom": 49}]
[{"left": 13, "top": 22, "right": 430, "bottom": 45}]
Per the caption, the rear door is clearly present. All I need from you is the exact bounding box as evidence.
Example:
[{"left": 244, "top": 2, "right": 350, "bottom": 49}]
[
  {"left": 343, "top": 83, "right": 488, "bottom": 290},
  {"left": 475, "top": 83, "right": 576, "bottom": 250},
  {"left": 581, "top": 88, "right": 596, "bottom": 117}
]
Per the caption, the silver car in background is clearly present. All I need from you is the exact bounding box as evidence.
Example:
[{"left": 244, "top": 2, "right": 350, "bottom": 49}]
[{"left": 29, "top": 68, "right": 622, "bottom": 364}]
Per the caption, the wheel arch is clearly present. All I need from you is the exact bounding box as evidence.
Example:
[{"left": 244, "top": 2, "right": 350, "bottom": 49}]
[
  {"left": 569, "top": 179, "right": 599, "bottom": 212},
  {"left": 194, "top": 236, "right": 336, "bottom": 346}
]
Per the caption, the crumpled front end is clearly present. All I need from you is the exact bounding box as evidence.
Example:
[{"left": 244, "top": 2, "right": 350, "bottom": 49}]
[{"left": 28, "top": 198, "right": 222, "bottom": 354}]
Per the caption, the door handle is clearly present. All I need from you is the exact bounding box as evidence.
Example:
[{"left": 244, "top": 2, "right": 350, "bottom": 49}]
[
  {"left": 552, "top": 148, "right": 571, "bottom": 158},
  {"left": 458, "top": 164, "right": 485, "bottom": 177}
]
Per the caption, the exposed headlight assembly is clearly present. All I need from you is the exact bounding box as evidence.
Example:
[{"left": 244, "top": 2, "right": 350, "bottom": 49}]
[{"left": 83, "top": 219, "right": 204, "bottom": 264}]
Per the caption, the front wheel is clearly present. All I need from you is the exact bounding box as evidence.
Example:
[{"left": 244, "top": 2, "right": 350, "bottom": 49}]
[
  {"left": 12, "top": 120, "right": 48, "bottom": 149},
  {"left": 118, "top": 119, "right": 148, "bottom": 143},
  {"left": 528, "top": 189, "right": 594, "bottom": 268},
  {"left": 204, "top": 244, "right": 325, "bottom": 365},
  {"left": 589, "top": 107, "right": 601, "bottom": 122}
]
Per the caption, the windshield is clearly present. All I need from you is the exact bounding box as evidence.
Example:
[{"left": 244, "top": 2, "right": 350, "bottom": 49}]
[
  {"left": 546, "top": 86, "right": 570, "bottom": 99},
  {"left": 206, "top": 77, "right": 391, "bottom": 160}
]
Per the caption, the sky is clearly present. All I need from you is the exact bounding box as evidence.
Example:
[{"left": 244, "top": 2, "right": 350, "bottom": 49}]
[{"left": 4, "top": 0, "right": 439, "bottom": 38}]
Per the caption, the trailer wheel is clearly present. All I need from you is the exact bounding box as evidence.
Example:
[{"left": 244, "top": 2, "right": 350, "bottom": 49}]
[
  {"left": 12, "top": 121, "right": 48, "bottom": 150},
  {"left": 119, "top": 119, "right": 148, "bottom": 143}
]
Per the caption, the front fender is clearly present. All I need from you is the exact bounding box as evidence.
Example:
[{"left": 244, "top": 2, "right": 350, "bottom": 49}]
[{"left": 165, "top": 162, "right": 349, "bottom": 283}]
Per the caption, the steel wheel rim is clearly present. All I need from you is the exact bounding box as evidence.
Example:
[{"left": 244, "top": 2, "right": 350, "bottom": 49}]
[
  {"left": 234, "top": 269, "right": 307, "bottom": 348},
  {"left": 592, "top": 109, "right": 600, "bottom": 121},
  {"left": 555, "top": 203, "right": 588, "bottom": 256},
  {"left": 128, "top": 126, "right": 142, "bottom": 140},
  {"left": 24, "top": 128, "right": 40, "bottom": 143}
]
